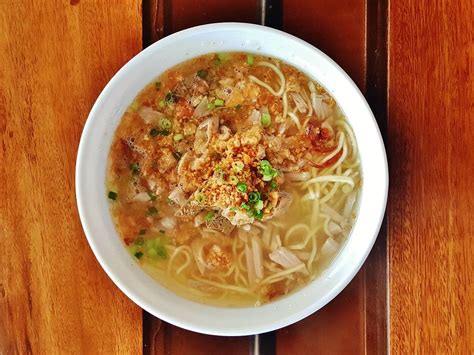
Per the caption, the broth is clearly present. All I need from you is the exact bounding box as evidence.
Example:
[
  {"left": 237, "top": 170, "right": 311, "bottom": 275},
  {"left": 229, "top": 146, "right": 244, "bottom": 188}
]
[{"left": 106, "top": 52, "right": 361, "bottom": 307}]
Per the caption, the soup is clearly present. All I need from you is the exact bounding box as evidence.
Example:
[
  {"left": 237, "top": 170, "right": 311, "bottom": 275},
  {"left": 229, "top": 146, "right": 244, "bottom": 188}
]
[{"left": 106, "top": 52, "right": 361, "bottom": 307}]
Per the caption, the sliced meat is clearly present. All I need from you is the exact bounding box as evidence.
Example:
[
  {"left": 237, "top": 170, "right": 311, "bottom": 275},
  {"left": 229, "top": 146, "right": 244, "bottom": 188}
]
[{"left": 206, "top": 214, "right": 235, "bottom": 235}]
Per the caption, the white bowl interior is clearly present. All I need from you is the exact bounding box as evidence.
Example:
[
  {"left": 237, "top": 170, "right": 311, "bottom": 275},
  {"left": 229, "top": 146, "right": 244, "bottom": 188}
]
[{"left": 76, "top": 23, "right": 388, "bottom": 336}]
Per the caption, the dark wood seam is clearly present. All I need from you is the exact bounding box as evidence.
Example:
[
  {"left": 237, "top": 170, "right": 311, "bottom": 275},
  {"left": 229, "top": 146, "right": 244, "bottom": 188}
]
[{"left": 365, "top": 0, "right": 389, "bottom": 353}]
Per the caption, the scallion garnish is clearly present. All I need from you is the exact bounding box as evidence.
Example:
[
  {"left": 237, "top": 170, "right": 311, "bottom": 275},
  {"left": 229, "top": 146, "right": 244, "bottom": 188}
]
[
  {"left": 204, "top": 211, "right": 215, "bottom": 221},
  {"left": 253, "top": 209, "right": 264, "bottom": 220},
  {"left": 134, "top": 251, "right": 144, "bottom": 259},
  {"left": 197, "top": 69, "right": 208, "bottom": 79},
  {"left": 159, "top": 117, "right": 172, "bottom": 130},
  {"left": 214, "top": 98, "right": 224, "bottom": 107},
  {"left": 164, "top": 92, "right": 176, "bottom": 105},
  {"left": 270, "top": 180, "right": 278, "bottom": 191},
  {"left": 240, "top": 203, "right": 250, "bottom": 211},
  {"left": 229, "top": 175, "right": 239, "bottom": 185},
  {"left": 236, "top": 182, "right": 247, "bottom": 193},
  {"left": 261, "top": 112, "right": 271, "bottom": 127},
  {"left": 173, "top": 133, "right": 184, "bottom": 142},
  {"left": 232, "top": 161, "right": 244, "bottom": 173},
  {"left": 254, "top": 200, "right": 264, "bottom": 210},
  {"left": 108, "top": 191, "right": 117, "bottom": 200},
  {"left": 248, "top": 192, "right": 260, "bottom": 203},
  {"left": 247, "top": 53, "right": 254, "bottom": 65},
  {"left": 147, "top": 191, "right": 157, "bottom": 201},
  {"left": 235, "top": 104, "right": 242, "bottom": 111},
  {"left": 150, "top": 127, "right": 170, "bottom": 137},
  {"left": 130, "top": 162, "right": 140, "bottom": 174},
  {"left": 146, "top": 206, "right": 158, "bottom": 216},
  {"left": 216, "top": 52, "right": 229, "bottom": 64},
  {"left": 259, "top": 160, "right": 278, "bottom": 181},
  {"left": 158, "top": 100, "right": 165, "bottom": 108},
  {"left": 155, "top": 245, "right": 166, "bottom": 258},
  {"left": 129, "top": 100, "right": 139, "bottom": 112},
  {"left": 195, "top": 193, "right": 205, "bottom": 204}
]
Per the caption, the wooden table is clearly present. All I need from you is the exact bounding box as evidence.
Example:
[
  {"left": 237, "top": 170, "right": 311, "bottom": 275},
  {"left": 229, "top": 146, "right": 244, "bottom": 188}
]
[{"left": 1, "top": 0, "right": 472, "bottom": 353}]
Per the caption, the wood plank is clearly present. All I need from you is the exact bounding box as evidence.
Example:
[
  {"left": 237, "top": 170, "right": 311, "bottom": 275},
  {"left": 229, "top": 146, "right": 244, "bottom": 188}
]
[
  {"left": 282, "top": 0, "right": 367, "bottom": 90},
  {"left": 142, "top": 1, "right": 258, "bottom": 353},
  {"left": 277, "top": 273, "right": 366, "bottom": 354},
  {"left": 278, "top": 1, "right": 385, "bottom": 353},
  {"left": 388, "top": 0, "right": 474, "bottom": 353},
  {"left": 0, "top": 1, "right": 143, "bottom": 353},
  {"left": 169, "top": 0, "right": 259, "bottom": 33}
]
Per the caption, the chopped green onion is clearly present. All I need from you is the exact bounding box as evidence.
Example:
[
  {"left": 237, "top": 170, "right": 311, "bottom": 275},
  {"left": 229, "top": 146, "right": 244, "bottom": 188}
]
[
  {"left": 155, "top": 245, "right": 167, "bottom": 258},
  {"left": 216, "top": 52, "right": 229, "bottom": 63},
  {"left": 128, "top": 245, "right": 138, "bottom": 255},
  {"left": 236, "top": 182, "right": 247, "bottom": 193},
  {"left": 205, "top": 211, "right": 215, "bottom": 221},
  {"left": 259, "top": 160, "right": 278, "bottom": 181},
  {"left": 139, "top": 229, "right": 146, "bottom": 235},
  {"left": 207, "top": 102, "right": 215, "bottom": 109},
  {"left": 164, "top": 92, "right": 176, "bottom": 105},
  {"left": 247, "top": 53, "right": 254, "bottom": 65},
  {"left": 147, "top": 192, "right": 157, "bottom": 201},
  {"left": 240, "top": 203, "right": 250, "bottom": 211},
  {"left": 129, "top": 101, "right": 139, "bottom": 112},
  {"left": 232, "top": 161, "right": 244, "bottom": 173},
  {"left": 214, "top": 98, "right": 224, "bottom": 107},
  {"left": 254, "top": 200, "right": 264, "bottom": 210},
  {"left": 235, "top": 104, "right": 242, "bottom": 111},
  {"left": 130, "top": 162, "right": 140, "bottom": 174},
  {"left": 248, "top": 192, "right": 260, "bottom": 203},
  {"left": 159, "top": 117, "right": 172, "bottom": 130},
  {"left": 197, "top": 69, "right": 208, "bottom": 79},
  {"left": 172, "top": 151, "right": 182, "bottom": 160},
  {"left": 146, "top": 206, "right": 158, "bottom": 216},
  {"left": 155, "top": 82, "right": 161, "bottom": 90},
  {"left": 173, "top": 133, "right": 184, "bottom": 142},
  {"left": 134, "top": 251, "right": 144, "bottom": 259},
  {"left": 159, "top": 100, "right": 165, "bottom": 108},
  {"left": 150, "top": 127, "right": 170, "bottom": 137},
  {"left": 108, "top": 191, "right": 117, "bottom": 200},
  {"left": 270, "top": 180, "right": 278, "bottom": 191},
  {"left": 261, "top": 113, "right": 271, "bottom": 127},
  {"left": 253, "top": 209, "right": 264, "bottom": 220},
  {"left": 229, "top": 175, "right": 239, "bottom": 185},
  {"left": 195, "top": 193, "right": 205, "bottom": 204},
  {"left": 135, "top": 237, "right": 144, "bottom": 246},
  {"left": 147, "top": 248, "right": 158, "bottom": 257}
]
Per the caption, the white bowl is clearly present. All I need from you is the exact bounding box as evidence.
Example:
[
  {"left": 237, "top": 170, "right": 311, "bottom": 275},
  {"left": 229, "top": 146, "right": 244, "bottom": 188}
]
[{"left": 76, "top": 23, "right": 388, "bottom": 336}]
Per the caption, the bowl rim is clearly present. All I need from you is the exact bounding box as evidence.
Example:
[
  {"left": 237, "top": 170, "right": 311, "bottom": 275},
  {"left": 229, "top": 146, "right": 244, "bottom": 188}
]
[{"left": 76, "top": 22, "right": 388, "bottom": 336}]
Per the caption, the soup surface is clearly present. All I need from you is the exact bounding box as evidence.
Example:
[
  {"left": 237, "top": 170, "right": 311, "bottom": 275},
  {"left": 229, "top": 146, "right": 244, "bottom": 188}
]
[{"left": 107, "top": 52, "right": 361, "bottom": 307}]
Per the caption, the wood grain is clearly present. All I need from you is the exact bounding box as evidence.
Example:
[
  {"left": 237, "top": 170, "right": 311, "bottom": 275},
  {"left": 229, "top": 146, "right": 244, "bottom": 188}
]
[
  {"left": 0, "top": 1, "right": 143, "bottom": 353},
  {"left": 388, "top": 0, "right": 474, "bottom": 353},
  {"left": 282, "top": 0, "right": 367, "bottom": 90},
  {"left": 142, "top": 1, "right": 258, "bottom": 353},
  {"left": 278, "top": 1, "right": 389, "bottom": 354}
]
